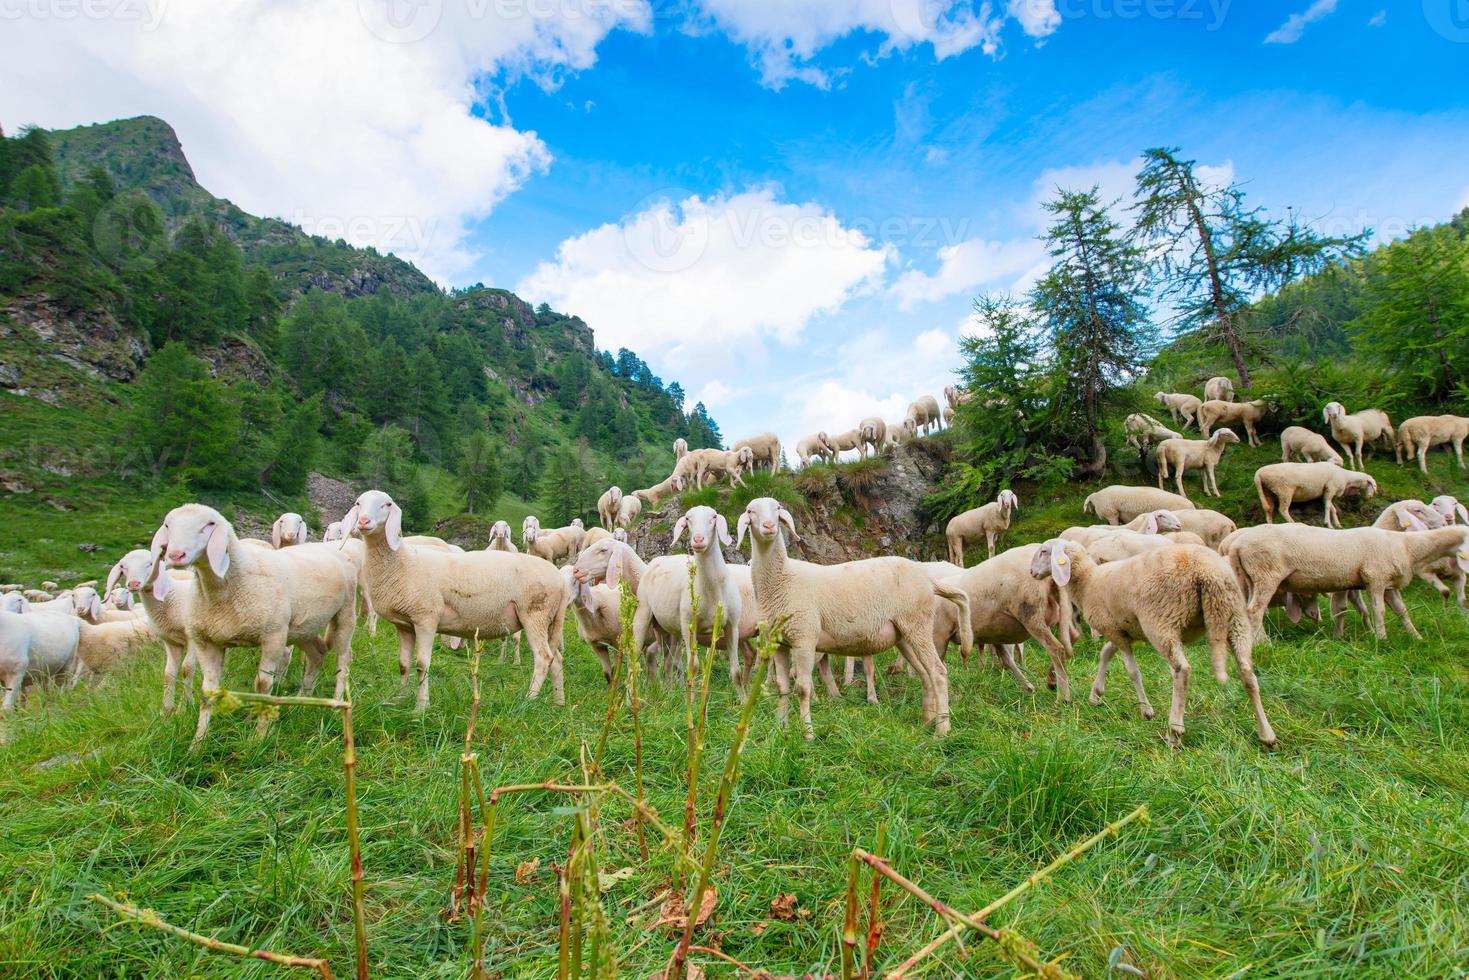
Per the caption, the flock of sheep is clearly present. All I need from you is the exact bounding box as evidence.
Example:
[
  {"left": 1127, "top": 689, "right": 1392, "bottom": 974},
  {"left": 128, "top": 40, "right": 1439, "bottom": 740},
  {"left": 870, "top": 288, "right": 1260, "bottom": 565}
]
[{"left": 4, "top": 376, "right": 1469, "bottom": 751}]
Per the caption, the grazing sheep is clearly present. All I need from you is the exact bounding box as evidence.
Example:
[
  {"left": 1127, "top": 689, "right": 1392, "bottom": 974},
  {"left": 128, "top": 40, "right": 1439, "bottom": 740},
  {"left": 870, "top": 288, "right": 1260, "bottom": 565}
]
[
  {"left": 152, "top": 504, "right": 358, "bottom": 745},
  {"left": 487, "top": 519, "right": 524, "bottom": 665},
  {"left": 674, "top": 437, "right": 688, "bottom": 459},
  {"left": 859, "top": 417, "right": 888, "bottom": 458},
  {"left": 271, "top": 512, "right": 310, "bottom": 548},
  {"left": 827, "top": 428, "right": 863, "bottom": 462},
  {"left": 562, "top": 568, "right": 622, "bottom": 684},
  {"left": 1031, "top": 539, "right": 1276, "bottom": 748},
  {"left": 736, "top": 497, "right": 968, "bottom": 737},
  {"left": 1253, "top": 461, "right": 1376, "bottom": 528},
  {"left": 1, "top": 611, "right": 84, "bottom": 713},
  {"left": 1156, "top": 428, "right": 1241, "bottom": 498},
  {"left": 1154, "top": 392, "right": 1202, "bottom": 429},
  {"left": 1396, "top": 415, "right": 1469, "bottom": 473},
  {"left": 580, "top": 527, "right": 615, "bottom": 552},
  {"left": 1197, "top": 399, "right": 1269, "bottom": 446},
  {"left": 597, "top": 487, "right": 623, "bottom": 529},
  {"left": 525, "top": 523, "right": 582, "bottom": 565},
  {"left": 634, "top": 473, "right": 685, "bottom": 508},
  {"left": 1124, "top": 413, "right": 1181, "bottom": 452},
  {"left": 695, "top": 446, "right": 755, "bottom": 488},
  {"left": 1374, "top": 500, "right": 1466, "bottom": 607},
  {"left": 1323, "top": 402, "right": 1396, "bottom": 470},
  {"left": 108, "top": 549, "right": 197, "bottom": 712},
  {"left": 903, "top": 395, "right": 943, "bottom": 438},
  {"left": 1082, "top": 486, "right": 1196, "bottom": 525},
  {"left": 1221, "top": 521, "right": 1469, "bottom": 640},
  {"left": 341, "top": 490, "right": 568, "bottom": 710},
  {"left": 945, "top": 490, "right": 1020, "bottom": 565},
  {"left": 1166, "top": 509, "right": 1238, "bottom": 550},
  {"left": 1204, "top": 376, "right": 1235, "bottom": 403},
  {"left": 1280, "top": 426, "right": 1343, "bottom": 465},
  {"left": 1079, "top": 529, "right": 1183, "bottom": 563},
  {"left": 1060, "top": 510, "right": 1184, "bottom": 546},
  {"left": 944, "top": 385, "right": 971, "bottom": 410},
  {"left": 26, "top": 592, "right": 76, "bottom": 616},
  {"left": 673, "top": 506, "right": 746, "bottom": 693},
  {"left": 733, "top": 432, "right": 782, "bottom": 475},
  {"left": 615, "top": 493, "right": 644, "bottom": 529},
  {"left": 796, "top": 432, "right": 835, "bottom": 467},
  {"left": 571, "top": 538, "right": 692, "bottom": 675},
  {"left": 942, "top": 405, "right": 955, "bottom": 427}
]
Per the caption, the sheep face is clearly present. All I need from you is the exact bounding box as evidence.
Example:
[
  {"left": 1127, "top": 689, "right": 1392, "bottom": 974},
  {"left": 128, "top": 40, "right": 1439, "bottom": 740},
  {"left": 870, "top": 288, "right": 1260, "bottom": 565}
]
[
  {"left": 1029, "top": 539, "right": 1077, "bottom": 586},
  {"left": 613, "top": 528, "right": 628, "bottom": 543},
  {"left": 154, "top": 504, "right": 232, "bottom": 580},
  {"left": 342, "top": 490, "right": 403, "bottom": 551},
  {"left": 272, "top": 512, "right": 309, "bottom": 549},
  {"left": 736, "top": 497, "right": 797, "bottom": 547},
  {"left": 72, "top": 585, "right": 105, "bottom": 623},
  {"left": 1432, "top": 495, "right": 1468, "bottom": 525},
  {"left": 571, "top": 539, "right": 625, "bottom": 588},
  {"left": 1323, "top": 401, "right": 1346, "bottom": 424},
  {"left": 489, "top": 520, "right": 513, "bottom": 545},
  {"left": 998, "top": 489, "right": 1020, "bottom": 513},
  {"left": 522, "top": 516, "right": 541, "bottom": 538},
  {"left": 322, "top": 521, "right": 349, "bottom": 543},
  {"left": 107, "top": 587, "right": 136, "bottom": 610},
  {"left": 571, "top": 517, "right": 585, "bottom": 530},
  {"left": 673, "top": 505, "right": 731, "bottom": 555},
  {"left": 108, "top": 548, "right": 157, "bottom": 595},
  {"left": 1212, "top": 429, "right": 1241, "bottom": 446}
]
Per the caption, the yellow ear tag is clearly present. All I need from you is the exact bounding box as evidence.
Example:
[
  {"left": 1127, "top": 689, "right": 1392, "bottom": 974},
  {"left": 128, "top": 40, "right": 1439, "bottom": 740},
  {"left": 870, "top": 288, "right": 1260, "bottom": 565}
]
[
  {"left": 1057, "top": 557, "right": 1068, "bottom": 565},
  {"left": 1458, "top": 552, "right": 1468, "bottom": 561}
]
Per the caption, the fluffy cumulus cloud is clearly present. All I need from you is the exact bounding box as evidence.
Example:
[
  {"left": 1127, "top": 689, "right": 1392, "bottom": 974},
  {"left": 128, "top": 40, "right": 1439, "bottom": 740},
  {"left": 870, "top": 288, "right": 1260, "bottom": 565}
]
[
  {"left": 0, "top": 0, "right": 650, "bottom": 282},
  {"left": 1264, "top": 0, "right": 1339, "bottom": 44},
  {"left": 889, "top": 236, "right": 1047, "bottom": 308},
  {"left": 517, "top": 186, "right": 891, "bottom": 371},
  {"left": 689, "top": 0, "right": 1060, "bottom": 87}
]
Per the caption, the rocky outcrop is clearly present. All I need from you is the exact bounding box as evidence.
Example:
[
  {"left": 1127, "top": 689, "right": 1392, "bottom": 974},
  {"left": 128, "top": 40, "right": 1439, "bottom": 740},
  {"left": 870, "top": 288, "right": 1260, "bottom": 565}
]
[{"left": 2, "top": 295, "right": 148, "bottom": 384}]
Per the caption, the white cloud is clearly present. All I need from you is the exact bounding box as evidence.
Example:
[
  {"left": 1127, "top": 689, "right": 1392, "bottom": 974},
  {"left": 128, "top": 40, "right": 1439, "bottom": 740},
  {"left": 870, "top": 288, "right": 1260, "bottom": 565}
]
[
  {"left": 517, "top": 186, "right": 891, "bottom": 371},
  {"left": 688, "top": 0, "right": 1060, "bottom": 88},
  {"left": 1369, "top": 10, "right": 1387, "bottom": 27},
  {"left": 695, "top": 380, "right": 735, "bottom": 407},
  {"left": 889, "top": 236, "right": 1047, "bottom": 308},
  {"left": 1264, "top": 0, "right": 1338, "bottom": 44},
  {"left": 0, "top": 0, "right": 650, "bottom": 282},
  {"left": 916, "top": 327, "right": 952, "bottom": 355}
]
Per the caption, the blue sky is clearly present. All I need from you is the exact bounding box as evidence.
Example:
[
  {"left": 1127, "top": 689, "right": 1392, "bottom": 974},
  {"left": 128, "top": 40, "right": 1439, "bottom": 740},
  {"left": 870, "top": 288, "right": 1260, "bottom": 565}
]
[{"left": 3, "top": 0, "right": 1468, "bottom": 453}]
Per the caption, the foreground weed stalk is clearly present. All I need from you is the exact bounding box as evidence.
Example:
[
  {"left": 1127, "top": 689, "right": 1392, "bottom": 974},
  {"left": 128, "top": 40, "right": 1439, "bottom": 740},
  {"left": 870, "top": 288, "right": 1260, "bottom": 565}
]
[
  {"left": 619, "top": 581, "right": 650, "bottom": 861},
  {"left": 866, "top": 822, "right": 887, "bottom": 976},
  {"left": 682, "top": 601, "right": 724, "bottom": 882}
]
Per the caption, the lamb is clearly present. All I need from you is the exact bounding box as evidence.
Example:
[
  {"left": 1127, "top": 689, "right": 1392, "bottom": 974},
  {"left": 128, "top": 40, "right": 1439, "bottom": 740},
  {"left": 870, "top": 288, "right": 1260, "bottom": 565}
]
[
  {"left": 107, "top": 549, "right": 197, "bottom": 712},
  {"left": 843, "top": 559, "right": 971, "bottom": 702},
  {"left": 487, "top": 520, "right": 517, "bottom": 552},
  {"left": 1221, "top": 521, "right": 1469, "bottom": 640},
  {"left": 695, "top": 447, "right": 755, "bottom": 489},
  {"left": 736, "top": 497, "right": 970, "bottom": 737},
  {"left": 571, "top": 538, "right": 692, "bottom": 674},
  {"left": 70, "top": 585, "right": 143, "bottom": 624},
  {"left": 674, "top": 437, "right": 688, "bottom": 459},
  {"left": 1203, "top": 376, "right": 1235, "bottom": 403},
  {"left": 902, "top": 395, "right": 943, "bottom": 438},
  {"left": 827, "top": 428, "right": 863, "bottom": 462},
  {"left": 341, "top": 490, "right": 568, "bottom": 710},
  {"left": 1155, "top": 428, "right": 1240, "bottom": 498},
  {"left": 1396, "top": 415, "right": 1469, "bottom": 473},
  {"left": 858, "top": 417, "right": 888, "bottom": 458},
  {"left": 1082, "top": 486, "right": 1196, "bottom": 525},
  {"left": 1, "top": 611, "right": 83, "bottom": 713},
  {"left": 1253, "top": 461, "right": 1376, "bottom": 528},
  {"left": 525, "top": 523, "right": 582, "bottom": 564},
  {"left": 1197, "top": 399, "right": 1269, "bottom": 446},
  {"left": 796, "top": 432, "right": 835, "bottom": 467},
  {"left": 945, "top": 489, "right": 1019, "bottom": 565},
  {"left": 1279, "top": 426, "right": 1343, "bottom": 465},
  {"left": 1154, "top": 391, "right": 1202, "bottom": 429},
  {"left": 671, "top": 451, "right": 706, "bottom": 490},
  {"left": 943, "top": 385, "right": 972, "bottom": 411},
  {"left": 616, "top": 493, "right": 644, "bottom": 528},
  {"left": 1031, "top": 539, "right": 1276, "bottom": 748},
  {"left": 733, "top": 432, "right": 782, "bottom": 475},
  {"left": 563, "top": 567, "right": 622, "bottom": 683},
  {"left": 597, "top": 487, "right": 624, "bottom": 529},
  {"left": 1124, "top": 413, "right": 1181, "bottom": 452},
  {"left": 673, "top": 506, "right": 746, "bottom": 693},
  {"left": 271, "top": 512, "right": 310, "bottom": 548},
  {"left": 153, "top": 504, "right": 358, "bottom": 744},
  {"left": 522, "top": 515, "right": 541, "bottom": 545},
  {"left": 1323, "top": 402, "right": 1396, "bottom": 470}
]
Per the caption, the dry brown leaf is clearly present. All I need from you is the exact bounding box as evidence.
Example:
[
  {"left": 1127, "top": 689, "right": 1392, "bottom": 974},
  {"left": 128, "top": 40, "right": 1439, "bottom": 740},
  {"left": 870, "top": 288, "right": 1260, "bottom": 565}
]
[
  {"left": 514, "top": 857, "right": 541, "bottom": 885},
  {"left": 652, "top": 886, "right": 718, "bottom": 931},
  {"left": 769, "top": 892, "right": 799, "bottom": 921},
  {"left": 750, "top": 920, "right": 769, "bottom": 936}
]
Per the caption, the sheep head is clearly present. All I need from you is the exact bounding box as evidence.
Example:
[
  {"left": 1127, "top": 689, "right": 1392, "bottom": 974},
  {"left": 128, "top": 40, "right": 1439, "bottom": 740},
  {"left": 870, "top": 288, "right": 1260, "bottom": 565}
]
[
  {"left": 571, "top": 538, "right": 624, "bottom": 588},
  {"left": 0, "top": 592, "right": 28, "bottom": 614},
  {"left": 342, "top": 490, "right": 403, "bottom": 551},
  {"left": 673, "top": 505, "right": 731, "bottom": 555},
  {"left": 154, "top": 504, "right": 233, "bottom": 586},
  {"left": 272, "top": 512, "right": 309, "bottom": 549},
  {"left": 1322, "top": 401, "right": 1345, "bottom": 424},
  {"left": 1211, "top": 428, "right": 1241, "bottom": 446},
  {"left": 107, "top": 587, "right": 136, "bottom": 610},
  {"left": 489, "top": 520, "right": 512, "bottom": 545},
  {"left": 1029, "top": 538, "right": 1080, "bottom": 587},
  {"left": 1431, "top": 495, "right": 1468, "bottom": 526},
  {"left": 998, "top": 489, "right": 1020, "bottom": 514},
  {"left": 322, "top": 521, "right": 348, "bottom": 543},
  {"left": 737, "top": 496, "right": 798, "bottom": 548},
  {"left": 71, "top": 585, "right": 105, "bottom": 623},
  {"left": 109, "top": 548, "right": 157, "bottom": 595}
]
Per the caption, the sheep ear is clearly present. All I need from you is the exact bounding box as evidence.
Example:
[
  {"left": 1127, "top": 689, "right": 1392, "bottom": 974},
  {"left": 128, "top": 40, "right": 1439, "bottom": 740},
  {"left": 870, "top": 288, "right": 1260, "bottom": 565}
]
[
  {"left": 736, "top": 512, "right": 751, "bottom": 548},
  {"left": 150, "top": 523, "right": 169, "bottom": 556},
  {"left": 385, "top": 504, "right": 403, "bottom": 551},
  {"left": 1401, "top": 510, "right": 1429, "bottom": 532},
  {"left": 88, "top": 591, "right": 102, "bottom": 621},
  {"left": 206, "top": 522, "right": 231, "bottom": 577},
  {"left": 607, "top": 546, "right": 623, "bottom": 590},
  {"left": 671, "top": 515, "right": 689, "bottom": 547},
  {"left": 1456, "top": 504, "right": 1468, "bottom": 526},
  {"left": 716, "top": 513, "right": 732, "bottom": 546},
  {"left": 338, "top": 506, "right": 359, "bottom": 549},
  {"left": 1050, "top": 542, "right": 1072, "bottom": 586},
  {"left": 1285, "top": 593, "right": 1303, "bottom": 624},
  {"left": 1142, "top": 513, "right": 1158, "bottom": 535},
  {"left": 105, "top": 561, "right": 123, "bottom": 597},
  {"left": 153, "top": 567, "right": 173, "bottom": 601},
  {"left": 778, "top": 508, "right": 800, "bottom": 543},
  {"left": 272, "top": 519, "right": 283, "bottom": 549}
]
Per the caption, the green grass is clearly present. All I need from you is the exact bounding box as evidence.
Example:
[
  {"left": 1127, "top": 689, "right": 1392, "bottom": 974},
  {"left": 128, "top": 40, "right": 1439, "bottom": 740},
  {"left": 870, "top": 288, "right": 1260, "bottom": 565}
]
[{"left": 3, "top": 579, "right": 1469, "bottom": 977}]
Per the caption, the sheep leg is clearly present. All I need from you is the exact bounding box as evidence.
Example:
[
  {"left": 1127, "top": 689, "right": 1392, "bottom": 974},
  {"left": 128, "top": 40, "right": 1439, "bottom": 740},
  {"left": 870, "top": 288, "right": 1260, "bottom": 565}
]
[
  {"left": 986, "top": 530, "right": 999, "bottom": 559},
  {"left": 1456, "top": 571, "right": 1467, "bottom": 609},
  {"left": 1175, "top": 462, "right": 1188, "bottom": 499},
  {"left": 907, "top": 633, "right": 950, "bottom": 735},
  {"left": 1456, "top": 438, "right": 1466, "bottom": 470},
  {"left": 771, "top": 647, "right": 792, "bottom": 725},
  {"left": 526, "top": 614, "right": 565, "bottom": 706},
  {"left": 994, "top": 643, "right": 1033, "bottom": 693},
  {"left": 593, "top": 643, "right": 613, "bottom": 684},
  {"left": 818, "top": 655, "right": 840, "bottom": 698},
  {"left": 843, "top": 656, "right": 856, "bottom": 686},
  {"left": 1163, "top": 642, "right": 1192, "bottom": 748},
  {"left": 189, "top": 642, "right": 225, "bottom": 749},
  {"left": 253, "top": 636, "right": 294, "bottom": 737},
  {"left": 1385, "top": 589, "right": 1421, "bottom": 640},
  {"left": 725, "top": 629, "right": 743, "bottom": 697},
  {"left": 1229, "top": 634, "right": 1276, "bottom": 748},
  {"left": 1277, "top": 491, "right": 1296, "bottom": 524},
  {"left": 411, "top": 622, "right": 436, "bottom": 711},
  {"left": 1367, "top": 589, "right": 1389, "bottom": 640},
  {"left": 1117, "top": 641, "right": 1155, "bottom": 720},
  {"left": 297, "top": 636, "right": 326, "bottom": 696},
  {"left": 1089, "top": 641, "right": 1116, "bottom": 703},
  {"left": 863, "top": 657, "right": 878, "bottom": 705},
  {"left": 1418, "top": 571, "right": 1451, "bottom": 602},
  {"left": 1, "top": 671, "right": 18, "bottom": 714},
  {"left": 394, "top": 625, "right": 414, "bottom": 692},
  {"left": 790, "top": 646, "right": 817, "bottom": 739},
  {"left": 1418, "top": 444, "right": 1430, "bottom": 475},
  {"left": 161, "top": 641, "right": 186, "bottom": 714},
  {"left": 1323, "top": 491, "right": 1340, "bottom": 529}
]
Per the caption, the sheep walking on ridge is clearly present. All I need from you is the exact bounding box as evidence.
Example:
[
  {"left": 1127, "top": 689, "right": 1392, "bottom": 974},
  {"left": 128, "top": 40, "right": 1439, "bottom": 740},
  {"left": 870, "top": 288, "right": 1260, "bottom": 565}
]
[
  {"left": 1254, "top": 461, "right": 1376, "bottom": 528},
  {"left": 1031, "top": 539, "right": 1277, "bottom": 749},
  {"left": 597, "top": 487, "right": 623, "bottom": 530},
  {"left": 1396, "top": 415, "right": 1469, "bottom": 474},
  {"left": 903, "top": 396, "right": 943, "bottom": 438},
  {"left": 1323, "top": 401, "right": 1396, "bottom": 469},
  {"left": 796, "top": 431, "right": 835, "bottom": 467},
  {"left": 733, "top": 432, "right": 782, "bottom": 475},
  {"left": 1154, "top": 391, "right": 1202, "bottom": 429},
  {"left": 1197, "top": 399, "right": 1269, "bottom": 446},
  {"left": 1155, "top": 428, "right": 1240, "bottom": 498},
  {"left": 1279, "top": 426, "right": 1343, "bottom": 465},
  {"left": 945, "top": 489, "right": 1019, "bottom": 565},
  {"left": 859, "top": 417, "right": 888, "bottom": 458},
  {"left": 827, "top": 428, "right": 863, "bottom": 462}
]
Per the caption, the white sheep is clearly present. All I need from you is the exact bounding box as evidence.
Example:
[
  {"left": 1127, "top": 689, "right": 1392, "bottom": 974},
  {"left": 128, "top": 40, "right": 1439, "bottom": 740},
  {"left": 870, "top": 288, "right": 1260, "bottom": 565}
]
[
  {"left": 1396, "top": 415, "right": 1469, "bottom": 474},
  {"left": 486, "top": 519, "right": 524, "bottom": 664},
  {"left": 154, "top": 504, "right": 358, "bottom": 744},
  {"left": 69, "top": 585, "right": 143, "bottom": 624},
  {"left": 942, "top": 405, "right": 955, "bottom": 428},
  {"left": 571, "top": 538, "right": 691, "bottom": 674},
  {"left": 1197, "top": 399, "right": 1269, "bottom": 446},
  {"left": 1155, "top": 428, "right": 1240, "bottom": 498},
  {"left": 1, "top": 611, "right": 84, "bottom": 713},
  {"left": 1322, "top": 402, "right": 1396, "bottom": 470},
  {"left": 108, "top": 548, "right": 197, "bottom": 712},
  {"left": 562, "top": 567, "right": 622, "bottom": 684},
  {"left": 736, "top": 497, "right": 970, "bottom": 737},
  {"left": 1154, "top": 391, "right": 1202, "bottom": 429},
  {"left": 733, "top": 432, "right": 782, "bottom": 475},
  {"left": 0, "top": 593, "right": 28, "bottom": 614},
  {"left": 271, "top": 512, "right": 310, "bottom": 548},
  {"left": 616, "top": 493, "right": 644, "bottom": 529},
  {"left": 944, "top": 490, "right": 1019, "bottom": 565},
  {"left": 1124, "top": 413, "right": 1180, "bottom": 452},
  {"left": 694, "top": 447, "right": 754, "bottom": 489},
  {"left": 673, "top": 506, "right": 746, "bottom": 692},
  {"left": 1082, "top": 486, "right": 1196, "bottom": 525},
  {"left": 597, "top": 487, "right": 624, "bottom": 529},
  {"left": 1203, "top": 376, "right": 1235, "bottom": 403},
  {"left": 1374, "top": 500, "right": 1467, "bottom": 608},
  {"left": 1253, "top": 461, "right": 1376, "bottom": 528},
  {"left": 1031, "top": 539, "right": 1276, "bottom": 748},
  {"left": 903, "top": 395, "right": 943, "bottom": 438},
  {"left": 674, "top": 437, "right": 689, "bottom": 459},
  {"left": 524, "top": 522, "right": 582, "bottom": 564},
  {"left": 26, "top": 592, "right": 76, "bottom": 616},
  {"left": 1166, "top": 509, "right": 1238, "bottom": 549},
  {"left": 796, "top": 432, "right": 835, "bottom": 467},
  {"left": 826, "top": 428, "right": 863, "bottom": 462},
  {"left": 858, "top": 417, "right": 888, "bottom": 458},
  {"left": 1061, "top": 509, "right": 1182, "bottom": 544},
  {"left": 1432, "top": 494, "right": 1468, "bottom": 526},
  {"left": 341, "top": 490, "right": 569, "bottom": 709},
  {"left": 1279, "top": 426, "right": 1343, "bottom": 465}
]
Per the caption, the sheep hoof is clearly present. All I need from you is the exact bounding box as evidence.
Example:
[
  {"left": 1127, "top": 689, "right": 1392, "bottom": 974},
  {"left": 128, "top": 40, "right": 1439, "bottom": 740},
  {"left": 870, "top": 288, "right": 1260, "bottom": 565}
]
[
  {"left": 1163, "top": 728, "right": 1184, "bottom": 749},
  {"left": 1088, "top": 690, "right": 1104, "bottom": 706},
  {"left": 1260, "top": 737, "right": 1279, "bottom": 751},
  {"left": 1140, "top": 706, "right": 1156, "bottom": 721},
  {"left": 866, "top": 695, "right": 878, "bottom": 706}
]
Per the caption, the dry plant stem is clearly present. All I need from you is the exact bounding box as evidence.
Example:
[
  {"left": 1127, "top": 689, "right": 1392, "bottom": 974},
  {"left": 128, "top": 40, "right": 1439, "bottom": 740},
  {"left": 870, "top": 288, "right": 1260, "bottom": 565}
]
[
  {"left": 689, "top": 945, "right": 767, "bottom": 977},
  {"left": 341, "top": 686, "right": 368, "bottom": 980},
  {"left": 210, "top": 689, "right": 351, "bottom": 710},
  {"left": 89, "top": 894, "right": 334, "bottom": 979},
  {"left": 682, "top": 604, "right": 724, "bottom": 883},
  {"left": 558, "top": 826, "right": 576, "bottom": 980},
  {"left": 616, "top": 582, "right": 650, "bottom": 861},
  {"left": 886, "top": 803, "right": 1149, "bottom": 977},
  {"left": 666, "top": 629, "right": 775, "bottom": 980},
  {"left": 866, "top": 822, "right": 886, "bottom": 976},
  {"left": 842, "top": 842, "right": 862, "bottom": 979}
]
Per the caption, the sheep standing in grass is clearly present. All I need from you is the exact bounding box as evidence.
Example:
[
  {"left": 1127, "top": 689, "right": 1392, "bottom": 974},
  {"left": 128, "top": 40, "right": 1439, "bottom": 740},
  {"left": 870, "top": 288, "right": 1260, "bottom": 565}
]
[
  {"left": 733, "top": 432, "right": 782, "bottom": 475},
  {"left": 796, "top": 432, "right": 835, "bottom": 467},
  {"left": 826, "top": 428, "right": 863, "bottom": 463},
  {"left": 563, "top": 568, "right": 622, "bottom": 684},
  {"left": 1280, "top": 426, "right": 1343, "bottom": 465},
  {"left": 1031, "top": 539, "right": 1276, "bottom": 749},
  {"left": 1197, "top": 399, "right": 1269, "bottom": 446},
  {"left": 597, "top": 487, "right": 623, "bottom": 529},
  {"left": 616, "top": 493, "right": 644, "bottom": 529},
  {"left": 1253, "top": 461, "right": 1376, "bottom": 528},
  {"left": 271, "top": 513, "right": 309, "bottom": 548},
  {"left": 737, "top": 497, "right": 968, "bottom": 737},
  {"left": 486, "top": 519, "right": 524, "bottom": 665},
  {"left": 572, "top": 539, "right": 690, "bottom": 674},
  {"left": 1124, "top": 413, "right": 1180, "bottom": 452},
  {"left": 108, "top": 549, "right": 197, "bottom": 712},
  {"left": 1082, "top": 486, "right": 1196, "bottom": 525},
  {"left": 1323, "top": 402, "right": 1396, "bottom": 469},
  {"left": 1, "top": 611, "right": 83, "bottom": 713},
  {"left": 1396, "top": 415, "right": 1469, "bottom": 473},
  {"left": 524, "top": 522, "right": 582, "bottom": 565},
  {"left": 1062, "top": 509, "right": 1183, "bottom": 545},
  {"left": 1156, "top": 428, "right": 1240, "bottom": 498},
  {"left": 674, "top": 506, "right": 746, "bottom": 693},
  {"left": 1373, "top": 500, "right": 1467, "bottom": 608},
  {"left": 153, "top": 504, "right": 358, "bottom": 745},
  {"left": 945, "top": 490, "right": 1019, "bottom": 565},
  {"left": 1204, "top": 376, "right": 1235, "bottom": 402},
  {"left": 1154, "top": 392, "right": 1202, "bottom": 429},
  {"left": 342, "top": 490, "right": 568, "bottom": 710}
]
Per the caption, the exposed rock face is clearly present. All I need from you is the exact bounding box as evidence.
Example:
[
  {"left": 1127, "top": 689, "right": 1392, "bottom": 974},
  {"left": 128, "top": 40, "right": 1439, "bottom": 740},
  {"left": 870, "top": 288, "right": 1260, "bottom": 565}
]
[
  {"left": 2, "top": 295, "right": 148, "bottom": 383},
  {"left": 308, "top": 472, "right": 361, "bottom": 529},
  {"left": 202, "top": 336, "right": 273, "bottom": 385}
]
